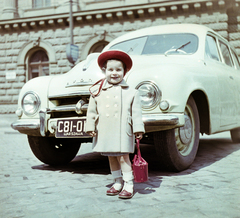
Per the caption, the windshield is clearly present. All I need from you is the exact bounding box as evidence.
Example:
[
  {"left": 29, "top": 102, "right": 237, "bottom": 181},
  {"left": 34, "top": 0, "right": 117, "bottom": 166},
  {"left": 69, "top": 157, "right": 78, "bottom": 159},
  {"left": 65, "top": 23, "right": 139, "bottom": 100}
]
[{"left": 110, "top": 33, "right": 198, "bottom": 55}]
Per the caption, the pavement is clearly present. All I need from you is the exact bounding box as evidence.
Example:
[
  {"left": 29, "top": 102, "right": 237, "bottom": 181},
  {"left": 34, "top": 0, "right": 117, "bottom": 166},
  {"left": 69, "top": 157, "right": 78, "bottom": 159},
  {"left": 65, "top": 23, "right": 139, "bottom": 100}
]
[{"left": 0, "top": 114, "right": 240, "bottom": 218}]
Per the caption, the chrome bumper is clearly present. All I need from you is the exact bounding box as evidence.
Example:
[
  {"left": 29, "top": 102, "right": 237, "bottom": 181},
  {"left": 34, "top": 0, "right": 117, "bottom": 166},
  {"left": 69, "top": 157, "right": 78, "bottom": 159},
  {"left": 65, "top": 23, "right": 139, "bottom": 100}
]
[
  {"left": 11, "top": 113, "right": 181, "bottom": 136},
  {"left": 143, "top": 114, "right": 179, "bottom": 126},
  {"left": 11, "top": 119, "right": 40, "bottom": 136},
  {"left": 11, "top": 120, "right": 40, "bottom": 130}
]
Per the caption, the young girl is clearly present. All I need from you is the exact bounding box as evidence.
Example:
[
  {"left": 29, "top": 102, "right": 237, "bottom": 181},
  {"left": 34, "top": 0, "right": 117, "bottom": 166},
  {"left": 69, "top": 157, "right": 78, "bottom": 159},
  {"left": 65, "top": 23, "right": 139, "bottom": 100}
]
[{"left": 86, "top": 50, "right": 145, "bottom": 199}]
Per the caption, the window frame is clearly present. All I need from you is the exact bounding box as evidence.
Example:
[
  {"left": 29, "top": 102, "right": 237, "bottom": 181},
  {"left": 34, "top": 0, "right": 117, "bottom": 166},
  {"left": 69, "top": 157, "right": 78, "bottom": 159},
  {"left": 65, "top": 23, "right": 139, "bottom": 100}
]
[
  {"left": 89, "top": 41, "right": 109, "bottom": 54},
  {"left": 28, "top": 50, "right": 49, "bottom": 80},
  {"left": 205, "top": 34, "right": 221, "bottom": 62},
  {"left": 218, "top": 39, "right": 234, "bottom": 68},
  {"left": 230, "top": 48, "right": 240, "bottom": 70},
  {"left": 32, "top": 0, "right": 51, "bottom": 9}
]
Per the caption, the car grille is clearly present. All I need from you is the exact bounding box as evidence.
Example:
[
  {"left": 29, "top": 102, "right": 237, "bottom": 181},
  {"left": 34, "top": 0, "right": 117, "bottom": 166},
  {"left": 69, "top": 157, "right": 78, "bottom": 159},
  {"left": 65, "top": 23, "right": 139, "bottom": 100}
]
[{"left": 48, "top": 92, "right": 90, "bottom": 118}]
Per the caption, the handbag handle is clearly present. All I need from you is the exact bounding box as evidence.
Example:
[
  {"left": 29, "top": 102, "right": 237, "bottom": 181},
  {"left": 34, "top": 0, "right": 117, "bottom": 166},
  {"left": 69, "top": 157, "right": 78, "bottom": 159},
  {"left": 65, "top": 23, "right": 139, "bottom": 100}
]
[
  {"left": 136, "top": 138, "right": 142, "bottom": 159},
  {"left": 89, "top": 78, "right": 105, "bottom": 97}
]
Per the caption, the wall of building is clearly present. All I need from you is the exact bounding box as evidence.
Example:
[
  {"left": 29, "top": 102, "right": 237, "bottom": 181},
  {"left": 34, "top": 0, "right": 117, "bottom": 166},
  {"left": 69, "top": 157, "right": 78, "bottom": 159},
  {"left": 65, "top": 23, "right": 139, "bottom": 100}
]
[{"left": 0, "top": 0, "right": 239, "bottom": 113}]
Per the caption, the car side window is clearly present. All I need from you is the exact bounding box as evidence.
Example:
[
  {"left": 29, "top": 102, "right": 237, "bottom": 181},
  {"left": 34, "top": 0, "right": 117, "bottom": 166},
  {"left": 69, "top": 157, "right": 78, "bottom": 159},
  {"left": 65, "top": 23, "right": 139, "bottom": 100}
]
[
  {"left": 231, "top": 49, "right": 240, "bottom": 69},
  {"left": 205, "top": 35, "right": 220, "bottom": 61},
  {"left": 219, "top": 41, "right": 233, "bottom": 67}
]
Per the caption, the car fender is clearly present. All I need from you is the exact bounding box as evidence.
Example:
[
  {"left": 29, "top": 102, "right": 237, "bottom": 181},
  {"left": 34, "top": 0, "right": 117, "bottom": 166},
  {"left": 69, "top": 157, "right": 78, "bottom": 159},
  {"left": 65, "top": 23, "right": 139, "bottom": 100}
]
[
  {"left": 126, "top": 56, "right": 218, "bottom": 115},
  {"left": 17, "top": 76, "right": 54, "bottom": 119}
]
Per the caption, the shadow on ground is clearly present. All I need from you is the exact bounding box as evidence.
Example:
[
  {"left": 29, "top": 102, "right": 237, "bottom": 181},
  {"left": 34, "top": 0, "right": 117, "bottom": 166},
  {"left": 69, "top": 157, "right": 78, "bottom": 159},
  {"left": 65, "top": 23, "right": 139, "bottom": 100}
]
[{"left": 32, "top": 136, "right": 240, "bottom": 177}]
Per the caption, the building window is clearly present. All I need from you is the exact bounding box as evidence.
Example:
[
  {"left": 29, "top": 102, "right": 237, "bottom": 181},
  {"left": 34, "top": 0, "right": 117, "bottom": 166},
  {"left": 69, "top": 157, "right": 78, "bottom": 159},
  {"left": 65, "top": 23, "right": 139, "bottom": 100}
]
[
  {"left": 89, "top": 41, "right": 109, "bottom": 54},
  {"left": 33, "top": 0, "right": 51, "bottom": 8},
  {"left": 29, "top": 50, "right": 49, "bottom": 80}
]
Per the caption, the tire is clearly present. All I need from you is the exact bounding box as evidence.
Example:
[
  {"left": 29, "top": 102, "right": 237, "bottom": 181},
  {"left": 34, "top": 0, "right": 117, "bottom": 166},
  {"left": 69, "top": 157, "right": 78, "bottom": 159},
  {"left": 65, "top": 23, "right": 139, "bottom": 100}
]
[
  {"left": 230, "top": 128, "right": 240, "bottom": 143},
  {"left": 28, "top": 136, "right": 81, "bottom": 165},
  {"left": 153, "top": 96, "right": 200, "bottom": 172}
]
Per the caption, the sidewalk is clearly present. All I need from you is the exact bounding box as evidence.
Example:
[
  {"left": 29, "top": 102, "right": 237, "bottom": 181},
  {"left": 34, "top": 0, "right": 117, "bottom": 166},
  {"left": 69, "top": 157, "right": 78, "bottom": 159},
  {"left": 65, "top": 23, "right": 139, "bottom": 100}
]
[
  {"left": 0, "top": 114, "right": 18, "bottom": 133},
  {"left": 0, "top": 113, "right": 17, "bottom": 125},
  {"left": 0, "top": 113, "right": 240, "bottom": 217}
]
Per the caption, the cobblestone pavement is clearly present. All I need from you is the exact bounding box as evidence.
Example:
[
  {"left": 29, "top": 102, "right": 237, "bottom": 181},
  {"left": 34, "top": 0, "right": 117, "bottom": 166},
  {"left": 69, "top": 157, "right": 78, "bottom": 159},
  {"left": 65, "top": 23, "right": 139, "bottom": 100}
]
[{"left": 0, "top": 114, "right": 240, "bottom": 218}]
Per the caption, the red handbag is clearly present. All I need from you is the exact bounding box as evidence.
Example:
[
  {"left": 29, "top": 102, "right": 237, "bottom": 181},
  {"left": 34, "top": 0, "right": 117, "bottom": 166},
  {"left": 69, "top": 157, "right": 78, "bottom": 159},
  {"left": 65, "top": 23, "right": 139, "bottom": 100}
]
[{"left": 132, "top": 138, "right": 148, "bottom": 183}]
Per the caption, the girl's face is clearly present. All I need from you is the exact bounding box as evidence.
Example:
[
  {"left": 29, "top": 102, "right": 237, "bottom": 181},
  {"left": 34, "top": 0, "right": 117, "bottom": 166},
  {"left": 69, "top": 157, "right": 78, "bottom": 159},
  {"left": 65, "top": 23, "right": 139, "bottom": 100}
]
[{"left": 105, "top": 59, "right": 124, "bottom": 84}]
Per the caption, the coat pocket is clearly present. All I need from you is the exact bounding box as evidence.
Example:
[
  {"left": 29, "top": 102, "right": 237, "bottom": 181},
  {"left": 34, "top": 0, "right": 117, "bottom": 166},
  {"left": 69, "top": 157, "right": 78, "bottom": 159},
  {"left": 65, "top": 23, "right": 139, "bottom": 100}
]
[{"left": 126, "top": 116, "right": 133, "bottom": 136}]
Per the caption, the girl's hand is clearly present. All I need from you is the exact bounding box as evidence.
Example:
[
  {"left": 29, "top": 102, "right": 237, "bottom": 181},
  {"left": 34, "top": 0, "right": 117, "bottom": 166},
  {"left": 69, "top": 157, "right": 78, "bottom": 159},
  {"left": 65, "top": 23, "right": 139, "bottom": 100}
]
[
  {"left": 135, "top": 132, "right": 143, "bottom": 140},
  {"left": 87, "top": 131, "right": 97, "bottom": 137}
]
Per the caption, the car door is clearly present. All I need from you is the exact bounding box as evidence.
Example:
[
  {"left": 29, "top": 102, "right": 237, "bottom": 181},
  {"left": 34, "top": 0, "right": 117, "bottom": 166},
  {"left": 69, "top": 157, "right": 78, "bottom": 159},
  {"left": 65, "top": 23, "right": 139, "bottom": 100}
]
[
  {"left": 230, "top": 48, "right": 240, "bottom": 125},
  {"left": 217, "top": 40, "right": 238, "bottom": 127}
]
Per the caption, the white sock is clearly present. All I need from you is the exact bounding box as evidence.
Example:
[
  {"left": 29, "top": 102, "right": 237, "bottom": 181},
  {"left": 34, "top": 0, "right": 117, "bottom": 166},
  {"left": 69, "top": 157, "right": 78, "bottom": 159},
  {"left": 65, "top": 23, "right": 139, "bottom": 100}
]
[
  {"left": 122, "top": 171, "right": 134, "bottom": 193},
  {"left": 111, "top": 170, "right": 123, "bottom": 191},
  {"left": 113, "top": 177, "right": 123, "bottom": 190}
]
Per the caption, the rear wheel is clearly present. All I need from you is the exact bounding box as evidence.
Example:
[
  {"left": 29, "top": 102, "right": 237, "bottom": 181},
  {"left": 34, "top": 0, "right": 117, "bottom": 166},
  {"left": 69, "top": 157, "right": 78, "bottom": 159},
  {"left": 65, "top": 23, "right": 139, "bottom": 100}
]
[
  {"left": 153, "top": 96, "right": 200, "bottom": 171},
  {"left": 28, "top": 136, "right": 81, "bottom": 165},
  {"left": 230, "top": 128, "right": 240, "bottom": 143}
]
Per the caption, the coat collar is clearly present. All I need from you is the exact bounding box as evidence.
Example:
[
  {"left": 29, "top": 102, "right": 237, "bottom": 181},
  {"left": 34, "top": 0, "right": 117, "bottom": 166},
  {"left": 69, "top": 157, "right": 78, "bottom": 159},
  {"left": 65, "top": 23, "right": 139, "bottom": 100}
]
[{"left": 102, "top": 79, "right": 129, "bottom": 90}]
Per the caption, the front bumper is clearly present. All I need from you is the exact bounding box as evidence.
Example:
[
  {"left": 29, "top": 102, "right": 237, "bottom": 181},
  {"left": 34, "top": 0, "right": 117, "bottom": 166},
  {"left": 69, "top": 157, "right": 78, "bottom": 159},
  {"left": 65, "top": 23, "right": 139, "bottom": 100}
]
[
  {"left": 11, "top": 119, "right": 40, "bottom": 136},
  {"left": 11, "top": 113, "right": 184, "bottom": 136}
]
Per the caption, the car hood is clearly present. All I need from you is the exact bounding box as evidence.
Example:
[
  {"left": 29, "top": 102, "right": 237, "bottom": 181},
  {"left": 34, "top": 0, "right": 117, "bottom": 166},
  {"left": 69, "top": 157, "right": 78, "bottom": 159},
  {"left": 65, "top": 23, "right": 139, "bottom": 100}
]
[
  {"left": 48, "top": 54, "right": 201, "bottom": 97},
  {"left": 48, "top": 54, "right": 104, "bottom": 97},
  {"left": 125, "top": 54, "right": 203, "bottom": 83}
]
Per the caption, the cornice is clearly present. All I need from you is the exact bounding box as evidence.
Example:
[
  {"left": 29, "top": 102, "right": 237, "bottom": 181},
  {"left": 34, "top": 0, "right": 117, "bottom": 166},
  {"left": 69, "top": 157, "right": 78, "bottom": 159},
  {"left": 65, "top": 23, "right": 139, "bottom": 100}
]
[{"left": 0, "top": 0, "right": 234, "bottom": 32}]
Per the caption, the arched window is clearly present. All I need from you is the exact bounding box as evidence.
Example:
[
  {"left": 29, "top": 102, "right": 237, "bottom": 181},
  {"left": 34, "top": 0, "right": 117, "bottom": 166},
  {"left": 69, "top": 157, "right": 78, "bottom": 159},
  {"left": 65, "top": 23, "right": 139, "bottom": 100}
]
[
  {"left": 29, "top": 50, "right": 49, "bottom": 79},
  {"left": 89, "top": 41, "right": 109, "bottom": 54}
]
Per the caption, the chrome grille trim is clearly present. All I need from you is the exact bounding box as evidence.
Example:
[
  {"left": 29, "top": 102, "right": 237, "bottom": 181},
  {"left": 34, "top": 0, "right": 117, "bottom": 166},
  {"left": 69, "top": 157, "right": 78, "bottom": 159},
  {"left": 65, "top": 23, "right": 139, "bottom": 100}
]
[
  {"left": 47, "top": 104, "right": 88, "bottom": 113},
  {"left": 48, "top": 91, "right": 90, "bottom": 100}
]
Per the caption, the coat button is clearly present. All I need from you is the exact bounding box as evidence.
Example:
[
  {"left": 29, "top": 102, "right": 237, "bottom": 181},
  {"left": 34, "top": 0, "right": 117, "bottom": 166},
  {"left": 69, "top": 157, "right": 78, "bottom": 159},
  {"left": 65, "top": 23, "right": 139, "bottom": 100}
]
[
  {"left": 106, "top": 113, "right": 109, "bottom": 117},
  {"left": 114, "top": 104, "right": 118, "bottom": 107},
  {"left": 106, "top": 104, "right": 109, "bottom": 108},
  {"left": 114, "top": 96, "right": 118, "bottom": 99}
]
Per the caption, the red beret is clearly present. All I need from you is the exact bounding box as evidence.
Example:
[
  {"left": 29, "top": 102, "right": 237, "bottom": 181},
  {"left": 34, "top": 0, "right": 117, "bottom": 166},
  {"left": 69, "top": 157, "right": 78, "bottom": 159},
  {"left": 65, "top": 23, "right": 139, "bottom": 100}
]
[{"left": 98, "top": 50, "right": 133, "bottom": 74}]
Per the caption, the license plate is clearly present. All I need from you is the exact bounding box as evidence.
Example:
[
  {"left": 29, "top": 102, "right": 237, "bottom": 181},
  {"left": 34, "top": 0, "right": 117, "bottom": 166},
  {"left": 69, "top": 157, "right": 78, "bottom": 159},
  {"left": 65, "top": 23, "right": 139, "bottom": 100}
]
[{"left": 56, "top": 118, "right": 89, "bottom": 138}]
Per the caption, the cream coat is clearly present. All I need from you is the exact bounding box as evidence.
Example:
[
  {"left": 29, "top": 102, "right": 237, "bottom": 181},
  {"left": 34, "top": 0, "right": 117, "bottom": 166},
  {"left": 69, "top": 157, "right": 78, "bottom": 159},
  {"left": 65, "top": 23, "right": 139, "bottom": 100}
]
[{"left": 86, "top": 79, "right": 145, "bottom": 153}]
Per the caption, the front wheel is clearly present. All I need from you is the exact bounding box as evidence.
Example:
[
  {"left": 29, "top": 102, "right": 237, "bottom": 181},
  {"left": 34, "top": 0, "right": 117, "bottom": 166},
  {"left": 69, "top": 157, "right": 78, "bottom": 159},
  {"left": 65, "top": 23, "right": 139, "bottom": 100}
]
[
  {"left": 28, "top": 136, "right": 81, "bottom": 165},
  {"left": 153, "top": 96, "right": 200, "bottom": 171}
]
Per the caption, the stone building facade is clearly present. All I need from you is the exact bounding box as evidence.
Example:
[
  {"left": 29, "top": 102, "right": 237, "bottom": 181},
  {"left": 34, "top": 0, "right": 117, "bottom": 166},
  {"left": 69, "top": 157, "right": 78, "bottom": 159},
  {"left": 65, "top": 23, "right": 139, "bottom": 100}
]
[{"left": 0, "top": 0, "right": 239, "bottom": 113}]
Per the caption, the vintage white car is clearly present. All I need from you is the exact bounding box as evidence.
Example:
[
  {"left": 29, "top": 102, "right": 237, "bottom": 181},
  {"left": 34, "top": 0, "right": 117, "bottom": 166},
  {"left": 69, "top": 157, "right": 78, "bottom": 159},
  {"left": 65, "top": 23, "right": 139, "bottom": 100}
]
[{"left": 12, "top": 23, "right": 240, "bottom": 171}]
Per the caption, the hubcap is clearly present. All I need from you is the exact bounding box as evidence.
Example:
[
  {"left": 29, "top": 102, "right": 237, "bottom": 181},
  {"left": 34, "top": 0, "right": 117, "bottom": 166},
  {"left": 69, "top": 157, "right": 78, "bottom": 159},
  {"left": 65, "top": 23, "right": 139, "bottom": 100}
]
[
  {"left": 179, "top": 115, "right": 192, "bottom": 145},
  {"left": 175, "top": 104, "right": 195, "bottom": 156}
]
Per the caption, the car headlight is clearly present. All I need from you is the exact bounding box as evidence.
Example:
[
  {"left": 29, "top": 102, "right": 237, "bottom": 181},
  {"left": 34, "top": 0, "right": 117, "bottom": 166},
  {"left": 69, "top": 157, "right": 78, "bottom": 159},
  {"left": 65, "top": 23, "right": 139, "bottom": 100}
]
[
  {"left": 21, "top": 92, "right": 41, "bottom": 116},
  {"left": 136, "top": 81, "right": 161, "bottom": 110}
]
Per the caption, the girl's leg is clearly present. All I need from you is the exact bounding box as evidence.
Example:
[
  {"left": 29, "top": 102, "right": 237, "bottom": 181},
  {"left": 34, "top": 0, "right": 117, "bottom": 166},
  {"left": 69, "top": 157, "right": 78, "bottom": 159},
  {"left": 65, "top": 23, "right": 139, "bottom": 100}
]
[
  {"left": 117, "top": 154, "right": 132, "bottom": 172},
  {"left": 108, "top": 156, "right": 121, "bottom": 171},
  {"left": 118, "top": 154, "right": 134, "bottom": 199},
  {"left": 107, "top": 156, "right": 123, "bottom": 195}
]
